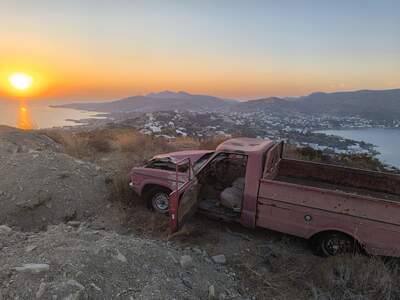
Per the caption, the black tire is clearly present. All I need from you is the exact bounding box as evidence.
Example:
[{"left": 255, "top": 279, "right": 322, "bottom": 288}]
[
  {"left": 312, "top": 232, "right": 359, "bottom": 257},
  {"left": 145, "top": 187, "right": 171, "bottom": 214}
]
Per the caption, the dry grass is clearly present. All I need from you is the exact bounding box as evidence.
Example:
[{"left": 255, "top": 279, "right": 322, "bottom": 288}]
[
  {"left": 198, "top": 135, "right": 231, "bottom": 150},
  {"left": 43, "top": 128, "right": 175, "bottom": 160},
  {"left": 106, "top": 173, "right": 134, "bottom": 204},
  {"left": 41, "top": 129, "right": 92, "bottom": 158},
  {"left": 309, "top": 255, "right": 400, "bottom": 300}
]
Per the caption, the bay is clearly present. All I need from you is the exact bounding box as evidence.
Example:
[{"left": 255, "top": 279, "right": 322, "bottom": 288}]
[
  {"left": 0, "top": 100, "right": 101, "bottom": 129},
  {"left": 319, "top": 128, "right": 400, "bottom": 168}
]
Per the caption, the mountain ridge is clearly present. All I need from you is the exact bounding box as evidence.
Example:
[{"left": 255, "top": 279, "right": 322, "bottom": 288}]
[{"left": 55, "top": 88, "right": 400, "bottom": 120}]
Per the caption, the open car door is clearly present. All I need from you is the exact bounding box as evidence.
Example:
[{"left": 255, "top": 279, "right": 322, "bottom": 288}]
[{"left": 169, "top": 158, "right": 201, "bottom": 233}]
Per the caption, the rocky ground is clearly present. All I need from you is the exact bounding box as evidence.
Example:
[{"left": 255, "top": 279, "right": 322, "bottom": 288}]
[
  {"left": 0, "top": 126, "right": 110, "bottom": 231},
  {"left": 1, "top": 126, "right": 399, "bottom": 300},
  {"left": 0, "top": 224, "right": 241, "bottom": 300}
]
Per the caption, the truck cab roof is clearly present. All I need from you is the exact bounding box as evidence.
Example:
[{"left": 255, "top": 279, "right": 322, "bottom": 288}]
[{"left": 216, "top": 137, "right": 274, "bottom": 155}]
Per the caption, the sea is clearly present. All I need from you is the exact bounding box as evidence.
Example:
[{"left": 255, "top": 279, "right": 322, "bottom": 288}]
[
  {"left": 0, "top": 100, "right": 101, "bottom": 129},
  {"left": 318, "top": 128, "right": 400, "bottom": 168}
]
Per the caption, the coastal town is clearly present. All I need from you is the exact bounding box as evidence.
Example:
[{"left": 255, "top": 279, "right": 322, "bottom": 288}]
[{"left": 83, "top": 109, "right": 400, "bottom": 157}]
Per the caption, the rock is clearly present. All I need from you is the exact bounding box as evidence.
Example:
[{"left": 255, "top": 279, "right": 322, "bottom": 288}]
[
  {"left": 208, "top": 285, "right": 216, "bottom": 299},
  {"left": 63, "top": 291, "right": 81, "bottom": 300},
  {"left": 25, "top": 245, "right": 38, "bottom": 253},
  {"left": 211, "top": 255, "right": 226, "bottom": 264},
  {"left": 179, "top": 255, "right": 193, "bottom": 268},
  {"left": 114, "top": 250, "right": 128, "bottom": 263},
  {"left": 0, "top": 225, "right": 12, "bottom": 234},
  {"left": 36, "top": 282, "right": 46, "bottom": 299},
  {"left": 193, "top": 247, "right": 203, "bottom": 255},
  {"left": 15, "top": 263, "right": 50, "bottom": 274},
  {"left": 66, "top": 279, "right": 85, "bottom": 290},
  {"left": 181, "top": 276, "right": 192, "bottom": 289},
  {"left": 67, "top": 221, "right": 81, "bottom": 228},
  {"left": 219, "top": 292, "right": 227, "bottom": 299},
  {"left": 90, "top": 283, "right": 102, "bottom": 292}
]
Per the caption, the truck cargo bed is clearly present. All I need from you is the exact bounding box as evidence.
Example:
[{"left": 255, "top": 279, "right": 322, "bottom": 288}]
[
  {"left": 275, "top": 159, "right": 400, "bottom": 202},
  {"left": 275, "top": 175, "right": 400, "bottom": 202}
]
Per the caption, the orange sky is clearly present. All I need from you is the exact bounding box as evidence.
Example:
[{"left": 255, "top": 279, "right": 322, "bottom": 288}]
[{"left": 0, "top": 1, "right": 399, "bottom": 101}]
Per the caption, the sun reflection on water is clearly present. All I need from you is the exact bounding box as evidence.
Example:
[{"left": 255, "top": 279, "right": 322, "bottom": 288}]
[{"left": 18, "top": 101, "right": 35, "bottom": 130}]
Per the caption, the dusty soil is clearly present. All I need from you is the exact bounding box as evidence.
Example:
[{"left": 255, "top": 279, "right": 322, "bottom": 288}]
[
  {"left": 122, "top": 202, "right": 318, "bottom": 299},
  {"left": 0, "top": 126, "right": 111, "bottom": 231},
  {"left": 0, "top": 224, "right": 242, "bottom": 300}
]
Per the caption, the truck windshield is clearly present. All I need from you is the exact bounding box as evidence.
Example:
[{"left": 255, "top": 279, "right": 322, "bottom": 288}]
[{"left": 193, "top": 152, "right": 214, "bottom": 172}]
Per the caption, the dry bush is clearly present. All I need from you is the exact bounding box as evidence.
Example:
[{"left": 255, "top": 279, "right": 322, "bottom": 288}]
[
  {"left": 87, "top": 138, "right": 112, "bottom": 153},
  {"left": 42, "top": 129, "right": 91, "bottom": 158},
  {"left": 337, "top": 154, "right": 389, "bottom": 172},
  {"left": 106, "top": 173, "right": 134, "bottom": 204},
  {"left": 113, "top": 131, "right": 148, "bottom": 153},
  {"left": 198, "top": 136, "right": 230, "bottom": 150},
  {"left": 173, "top": 136, "right": 199, "bottom": 150},
  {"left": 284, "top": 143, "right": 396, "bottom": 173},
  {"left": 284, "top": 144, "right": 325, "bottom": 162},
  {"left": 309, "top": 255, "right": 400, "bottom": 300}
]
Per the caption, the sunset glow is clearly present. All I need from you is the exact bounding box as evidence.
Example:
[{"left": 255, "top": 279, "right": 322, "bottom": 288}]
[
  {"left": 0, "top": 1, "right": 398, "bottom": 100},
  {"left": 9, "top": 73, "right": 33, "bottom": 91}
]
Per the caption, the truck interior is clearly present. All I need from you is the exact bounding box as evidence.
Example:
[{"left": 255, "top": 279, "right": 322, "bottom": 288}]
[{"left": 196, "top": 152, "right": 248, "bottom": 219}]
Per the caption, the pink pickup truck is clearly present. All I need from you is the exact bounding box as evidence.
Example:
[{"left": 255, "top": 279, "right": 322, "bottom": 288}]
[
  {"left": 131, "top": 137, "right": 400, "bottom": 257},
  {"left": 130, "top": 150, "right": 214, "bottom": 213}
]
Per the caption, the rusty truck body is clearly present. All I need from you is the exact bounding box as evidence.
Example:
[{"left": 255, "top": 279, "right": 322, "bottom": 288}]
[{"left": 168, "top": 137, "right": 400, "bottom": 257}]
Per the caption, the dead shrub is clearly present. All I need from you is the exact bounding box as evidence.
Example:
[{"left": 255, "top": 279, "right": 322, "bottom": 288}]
[
  {"left": 309, "top": 255, "right": 400, "bottom": 300},
  {"left": 113, "top": 131, "right": 146, "bottom": 153},
  {"left": 42, "top": 129, "right": 91, "bottom": 158},
  {"left": 87, "top": 137, "right": 112, "bottom": 153},
  {"left": 106, "top": 173, "right": 134, "bottom": 204},
  {"left": 172, "top": 136, "right": 199, "bottom": 149},
  {"left": 198, "top": 136, "right": 230, "bottom": 150},
  {"left": 284, "top": 143, "right": 398, "bottom": 173}
]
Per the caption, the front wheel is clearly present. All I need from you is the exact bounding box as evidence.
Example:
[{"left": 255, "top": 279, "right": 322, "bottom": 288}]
[
  {"left": 312, "top": 232, "right": 359, "bottom": 257},
  {"left": 146, "top": 187, "right": 171, "bottom": 214}
]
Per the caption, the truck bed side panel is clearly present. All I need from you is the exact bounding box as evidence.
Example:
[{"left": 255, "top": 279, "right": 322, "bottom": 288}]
[
  {"left": 257, "top": 179, "right": 400, "bottom": 256},
  {"left": 259, "top": 179, "right": 400, "bottom": 225}
]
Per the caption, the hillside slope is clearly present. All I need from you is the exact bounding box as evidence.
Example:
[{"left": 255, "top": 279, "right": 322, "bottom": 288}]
[{"left": 0, "top": 126, "right": 110, "bottom": 230}]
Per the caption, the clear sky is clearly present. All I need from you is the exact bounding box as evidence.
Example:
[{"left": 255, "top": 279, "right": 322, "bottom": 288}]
[{"left": 0, "top": 0, "right": 399, "bottom": 100}]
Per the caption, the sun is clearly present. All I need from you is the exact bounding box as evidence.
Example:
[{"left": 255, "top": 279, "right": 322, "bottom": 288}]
[{"left": 9, "top": 73, "right": 33, "bottom": 90}]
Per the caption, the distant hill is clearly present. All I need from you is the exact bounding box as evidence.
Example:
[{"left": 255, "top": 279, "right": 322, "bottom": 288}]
[
  {"left": 231, "top": 89, "right": 400, "bottom": 120},
  {"left": 56, "top": 88, "right": 400, "bottom": 120},
  {"left": 229, "top": 97, "right": 293, "bottom": 113},
  {"left": 292, "top": 89, "right": 400, "bottom": 120},
  {"left": 55, "top": 91, "right": 237, "bottom": 113}
]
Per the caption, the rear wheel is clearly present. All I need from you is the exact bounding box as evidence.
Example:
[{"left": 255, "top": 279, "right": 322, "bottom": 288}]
[
  {"left": 146, "top": 187, "right": 171, "bottom": 214},
  {"left": 312, "top": 232, "right": 359, "bottom": 257}
]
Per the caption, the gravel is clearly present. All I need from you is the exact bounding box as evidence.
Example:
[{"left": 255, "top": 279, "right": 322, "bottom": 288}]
[{"left": 0, "top": 224, "right": 242, "bottom": 299}]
